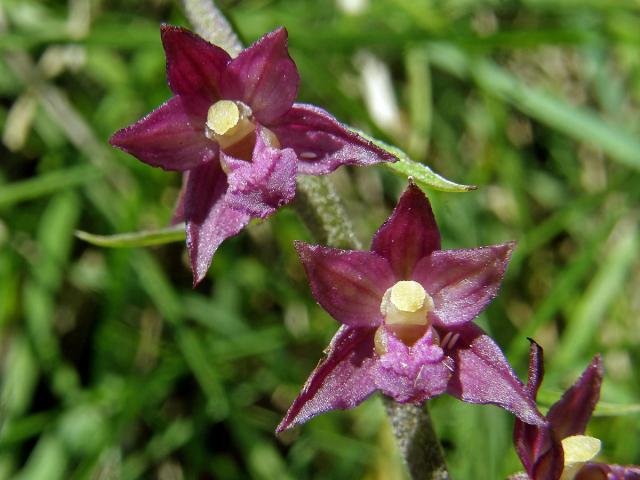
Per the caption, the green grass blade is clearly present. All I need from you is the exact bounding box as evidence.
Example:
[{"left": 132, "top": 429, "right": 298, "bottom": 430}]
[
  {"left": 428, "top": 43, "right": 640, "bottom": 171},
  {"left": 75, "top": 224, "right": 185, "bottom": 248},
  {"left": 0, "top": 165, "right": 101, "bottom": 207}
]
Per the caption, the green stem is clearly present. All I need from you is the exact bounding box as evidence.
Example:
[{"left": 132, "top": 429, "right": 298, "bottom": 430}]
[
  {"left": 180, "top": 0, "right": 243, "bottom": 56},
  {"left": 293, "top": 176, "right": 361, "bottom": 250},
  {"left": 179, "top": 1, "right": 449, "bottom": 478}
]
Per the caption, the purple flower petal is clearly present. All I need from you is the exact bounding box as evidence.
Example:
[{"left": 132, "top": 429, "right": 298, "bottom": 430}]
[
  {"left": 531, "top": 442, "right": 564, "bottom": 480},
  {"left": 577, "top": 464, "right": 640, "bottom": 480},
  {"left": 445, "top": 323, "right": 545, "bottom": 426},
  {"left": 160, "top": 25, "right": 230, "bottom": 99},
  {"left": 373, "top": 327, "right": 450, "bottom": 403},
  {"left": 110, "top": 95, "right": 215, "bottom": 171},
  {"left": 271, "top": 104, "right": 397, "bottom": 175},
  {"left": 514, "top": 341, "right": 564, "bottom": 480},
  {"left": 184, "top": 161, "right": 250, "bottom": 286},
  {"left": 220, "top": 27, "right": 299, "bottom": 124},
  {"left": 276, "top": 325, "right": 377, "bottom": 432},
  {"left": 547, "top": 355, "right": 603, "bottom": 439},
  {"left": 295, "top": 242, "right": 394, "bottom": 327},
  {"left": 413, "top": 242, "right": 515, "bottom": 328},
  {"left": 224, "top": 128, "right": 297, "bottom": 219},
  {"left": 371, "top": 182, "right": 440, "bottom": 279},
  {"left": 525, "top": 339, "right": 545, "bottom": 398}
]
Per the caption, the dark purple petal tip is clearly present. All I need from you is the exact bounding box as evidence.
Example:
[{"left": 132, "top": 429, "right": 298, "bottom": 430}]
[
  {"left": 109, "top": 95, "right": 216, "bottom": 171},
  {"left": 294, "top": 241, "right": 394, "bottom": 327},
  {"left": 160, "top": 24, "right": 230, "bottom": 99},
  {"left": 221, "top": 27, "right": 299, "bottom": 124},
  {"left": 371, "top": 182, "right": 441, "bottom": 278},
  {"left": 276, "top": 325, "right": 377, "bottom": 433},
  {"left": 414, "top": 241, "right": 515, "bottom": 328},
  {"left": 272, "top": 104, "right": 397, "bottom": 175},
  {"left": 447, "top": 324, "right": 546, "bottom": 426},
  {"left": 547, "top": 354, "right": 603, "bottom": 439}
]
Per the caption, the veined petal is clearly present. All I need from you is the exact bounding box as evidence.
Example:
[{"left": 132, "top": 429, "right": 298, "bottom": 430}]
[
  {"left": 110, "top": 95, "right": 214, "bottom": 171},
  {"left": 220, "top": 27, "right": 299, "bottom": 124},
  {"left": 547, "top": 355, "right": 603, "bottom": 439},
  {"left": 161, "top": 25, "right": 230, "bottom": 99},
  {"left": 271, "top": 104, "right": 397, "bottom": 175},
  {"left": 445, "top": 323, "right": 545, "bottom": 426},
  {"left": 295, "top": 242, "right": 394, "bottom": 327},
  {"left": 185, "top": 160, "right": 250, "bottom": 286},
  {"left": 371, "top": 182, "right": 440, "bottom": 278},
  {"left": 224, "top": 127, "right": 298, "bottom": 219},
  {"left": 276, "top": 325, "right": 377, "bottom": 432},
  {"left": 413, "top": 242, "right": 515, "bottom": 328}
]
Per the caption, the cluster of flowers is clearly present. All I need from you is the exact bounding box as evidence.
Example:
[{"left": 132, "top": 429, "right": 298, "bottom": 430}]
[{"left": 111, "top": 25, "right": 639, "bottom": 480}]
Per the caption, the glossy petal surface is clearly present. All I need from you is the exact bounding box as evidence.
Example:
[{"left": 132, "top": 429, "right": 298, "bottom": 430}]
[
  {"left": 272, "top": 104, "right": 397, "bottom": 175},
  {"left": 224, "top": 128, "right": 298, "bottom": 218},
  {"left": 161, "top": 25, "right": 230, "bottom": 99},
  {"left": 220, "top": 28, "right": 299, "bottom": 124},
  {"left": 110, "top": 95, "right": 214, "bottom": 171},
  {"left": 295, "top": 242, "right": 394, "bottom": 327},
  {"left": 446, "top": 323, "right": 545, "bottom": 426},
  {"left": 371, "top": 182, "right": 440, "bottom": 278},
  {"left": 413, "top": 243, "right": 514, "bottom": 328},
  {"left": 184, "top": 161, "right": 250, "bottom": 285},
  {"left": 276, "top": 325, "right": 377, "bottom": 433}
]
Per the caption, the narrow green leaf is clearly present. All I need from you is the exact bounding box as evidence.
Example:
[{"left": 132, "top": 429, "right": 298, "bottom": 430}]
[
  {"left": 385, "top": 157, "right": 477, "bottom": 192},
  {"left": 351, "top": 127, "right": 477, "bottom": 192},
  {"left": 552, "top": 219, "right": 639, "bottom": 368},
  {"left": 75, "top": 224, "right": 185, "bottom": 248},
  {"left": 0, "top": 165, "right": 101, "bottom": 207},
  {"left": 427, "top": 43, "right": 640, "bottom": 171}
]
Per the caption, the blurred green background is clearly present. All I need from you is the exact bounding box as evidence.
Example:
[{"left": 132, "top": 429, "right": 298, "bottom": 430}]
[{"left": 1, "top": 0, "right": 640, "bottom": 478}]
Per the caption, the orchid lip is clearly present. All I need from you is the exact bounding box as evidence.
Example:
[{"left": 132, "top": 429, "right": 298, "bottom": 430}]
[{"left": 205, "top": 100, "right": 256, "bottom": 149}]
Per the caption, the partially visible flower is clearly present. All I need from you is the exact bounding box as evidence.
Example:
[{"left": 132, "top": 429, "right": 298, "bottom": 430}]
[
  {"left": 277, "top": 181, "right": 544, "bottom": 432},
  {"left": 513, "top": 340, "right": 640, "bottom": 480},
  {"left": 110, "top": 25, "right": 395, "bottom": 285}
]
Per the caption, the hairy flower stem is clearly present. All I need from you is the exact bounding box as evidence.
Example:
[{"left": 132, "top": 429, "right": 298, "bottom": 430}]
[
  {"left": 384, "top": 398, "right": 449, "bottom": 480},
  {"left": 293, "top": 176, "right": 361, "bottom": 249},
  {"left": 180, "top": 0, "right": 243, "bottom": 56},
  {"left": 180, "top": 1, "right": 449, "bottom": 477}
]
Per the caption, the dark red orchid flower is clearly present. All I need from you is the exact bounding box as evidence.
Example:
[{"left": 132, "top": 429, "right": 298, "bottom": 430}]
[
  {"left": 110, "top": 26, "right": 395, "bottom": 285},
  {"left": 513, "top": 340, "right": 640, "bottom": 480},
  {"left": 277, "top": 182, "right": 545, "bottom": 432}
]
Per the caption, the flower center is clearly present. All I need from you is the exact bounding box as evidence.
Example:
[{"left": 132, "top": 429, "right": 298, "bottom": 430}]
[
  {"left": 205, "top": 100, "right": 256, "bottom": 150},
  {"left": 560, "top": 435, "right": 601, "bottom": 480},
  {"left": 381, "top": 281, "right": 434, "bottom": 326},
  {"left": 376, "top": 281, "right": 434, "bottom": 351}
]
